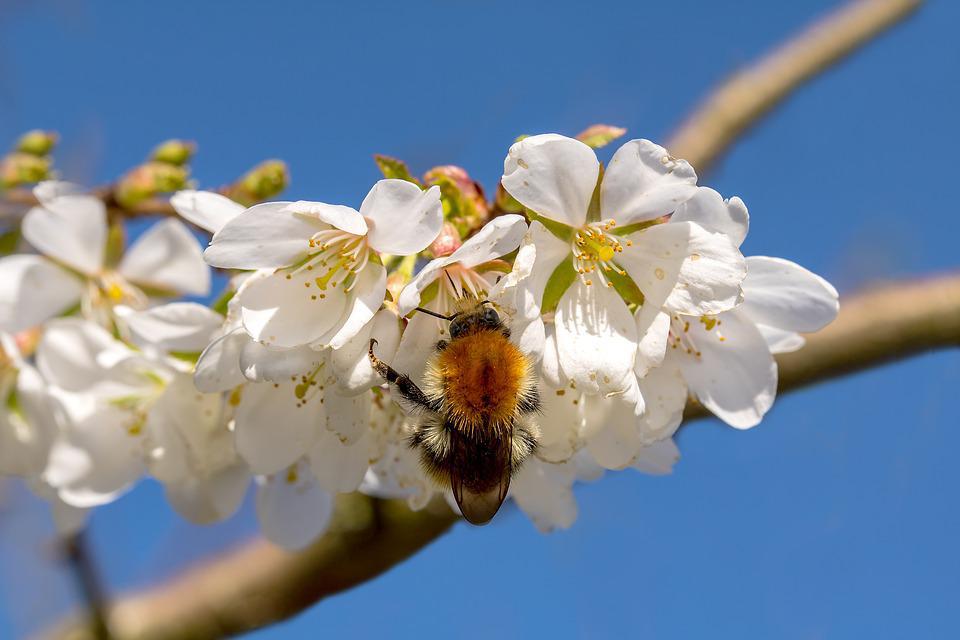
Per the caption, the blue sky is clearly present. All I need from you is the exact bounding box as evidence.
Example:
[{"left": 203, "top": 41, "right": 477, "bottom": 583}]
[{"left": 0, "top": 1, "right": 957, "bottom": 638}]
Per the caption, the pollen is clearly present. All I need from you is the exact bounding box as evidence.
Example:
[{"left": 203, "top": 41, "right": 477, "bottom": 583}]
[
  {"left": 285, "top": 228, "right": 370, "bottom": 294},
  {"left": 572, "top": 221, "right": 627, "bottom": 287}
]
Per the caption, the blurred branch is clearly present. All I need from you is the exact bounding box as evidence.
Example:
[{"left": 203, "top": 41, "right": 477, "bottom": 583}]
[
  {"left": 61, "top": 531, "right": 112, "bottom": 640},
  {"left": 1, "top": 186, "right": 177, "bottom": 218},
  {"left": 665, "top": 0, "right": 922, "bottom": 172},
  {"left": 48, "top": 272, "right": 960, "bottom": 640}
]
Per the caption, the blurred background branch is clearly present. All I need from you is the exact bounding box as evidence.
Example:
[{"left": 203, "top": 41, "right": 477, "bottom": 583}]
[{"left": 666, "top": 0, "right": 922, "bottom": 173}]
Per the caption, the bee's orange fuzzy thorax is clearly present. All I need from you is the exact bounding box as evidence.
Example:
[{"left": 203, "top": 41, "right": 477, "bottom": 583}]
[{"left": 434, "top": 330, "right": 529, "bottom": 434}]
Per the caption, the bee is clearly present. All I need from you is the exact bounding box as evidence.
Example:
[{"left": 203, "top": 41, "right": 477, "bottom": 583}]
[{"left": 368, "top": 292, "right": 540, "bottom": 525}]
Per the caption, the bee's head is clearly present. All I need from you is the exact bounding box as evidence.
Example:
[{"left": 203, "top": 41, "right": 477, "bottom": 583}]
[{"left": 448, "top": 301, "right": 501, "bottom": 338}]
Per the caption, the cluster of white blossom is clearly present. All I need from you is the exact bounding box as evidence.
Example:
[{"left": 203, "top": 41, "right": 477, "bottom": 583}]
[{"left": 0, "top": 133, "right": 838, "bottom": 547}]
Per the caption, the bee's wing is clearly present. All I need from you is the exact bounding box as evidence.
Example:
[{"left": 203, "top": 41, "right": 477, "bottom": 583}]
[{"left": 450, "top": 429, "right": 512, "bottom": 526}]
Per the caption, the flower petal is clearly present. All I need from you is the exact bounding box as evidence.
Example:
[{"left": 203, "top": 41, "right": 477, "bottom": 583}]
[
  {"left": 308, "top": 428, "right": 374, "bottom": 493},
  {"left": 670, "top": 187, "right": 748, "bottom": 248},
  {"left": 33, "top": 180, "right": 86, "bottom": 204},
  {"left": 36, "top": 318, "right": 149, "bottom": 394},
  {"left": 233, "top": 382, "right": 320, "bottom": 474},
  {"left": 22, "top": 195, "right": 106, "bottom": 275},
  {"left": 634, "top": 305, "right": 670, "bottom": 378},
  {"left": 676, "top": 309, "right": 776, "bottom": 429},
  {"left": 204, "top": 202, "right": 315, "bottom": 269},
  {"left": 360, "top": 180, "right": 443, "bottom": 255},
  {"left": 256, "top": 460, "right": 333, "bottom": 550},
  {"left": 239, "top": 268, "right": 349, "bottom": 348},
  {"left": 520, "top": 221, "right": 572, "bottom": 312},
  {"left": 285, "top": 201, "right": 367, "bottom": 236},
  {"left": 631, "top": 438, "right": 680, "bottom": 475},
  {"left": 43, "top": 395, "right": 145, "bottom": 508},
  {"left": 756, "top": 323, "right": 806, "bottom": 354},
  {"left": 618, "top": 221, "right": 745, "bottom": 315},
  {"left": 741, "top": 256, "right": 839, "bottom": 333},
  {"left": 582, "top": 395, "right": 644, "bottom": 470},
  {"left": 124, "top": 302, "right": 223, "bottom": 352},
  {"left": 502, "top": 134, "right": 598, "bottom": 228},
  {"left": 397, "top": 215, "right": 527, "bottom": 315},
  {"left": 536, "top": 380, "right": 584, "bottom": 463},
  {"left": 170, "top": 190, "right": 246, "bottom": 234},
  {"left": 322, "top": 389, "right": 370, "bottom": 445},
  {"left": 555, "top": 279, "right": 637, "bottom": 395},
  {"left": 239, "top": 341, "right": 323, "bottom": 383},
  {"left": 194, "top": 329, "right": 247, "bottom": 393},
  {"left": 331, "top": 308, "right": 401, "bottom": 395},
  {"left": 165, "top": 464, "right": 249, "bottom": 524},
  {"left": 511, "top": 458, "right": 577, "bottom": 532},
  {"left": 391, "top": 310, "right": 444, "bottom": 389},
  {"left": 636, "top": 364, "right": 687, "bottom": 443},
  {"left": 0, "top": 255, "right": 83, "bottom": 332},
  {"left": 539, "top": 323, "right": 566, "bottom": 388},
  {"left": 600, "top": 139, "right": 697, "bottom": 225},
  {"left": 316, "top": 262, "right": 387, "bottom": 350},
  {"left": 119, "top": 219, "right": 211, "bottom": 296}
]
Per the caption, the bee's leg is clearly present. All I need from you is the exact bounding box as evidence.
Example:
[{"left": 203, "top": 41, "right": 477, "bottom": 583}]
[
  {"left": 435, "top": 339, "right": 448, "bottom": 351},
  {"left": 368, "top": 339, "right": 433, "bottom": 411}
]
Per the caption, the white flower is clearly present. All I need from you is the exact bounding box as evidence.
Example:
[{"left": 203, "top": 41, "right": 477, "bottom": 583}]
[
  {"left": 0, "top": 182, "right": 210, "bottom": 332},
  {"left": 204, "top": 179, "right": 443, "bottom": 349},
  {"left": 634, "top": 188, "right": 839, "bottom": 428},
  {"left": 501, "top": 135, "right": 746, "bottom": 400},
  {"left": 391, "top": 214, "right": 530, "bottom": 385},
  {"left": 0, "top": 332, "right": 57, "bottom": 478},
  {"left": 170, "top": 190, "right": 246, "bottom": 234},
  {"left": 37, "top": 316, "right": 246, "bottom": 521},
  {"left": 660, "top": 255, "right": 839, "bottom": 428},
  {"left": 255, "top": 459, "right": 334, "bottom": 550}
]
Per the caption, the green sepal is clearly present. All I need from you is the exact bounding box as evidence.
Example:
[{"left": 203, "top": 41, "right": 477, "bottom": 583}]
[
  {"left": 374, "top": 155, "right": 422, "bottom": 186},
  {"left": 540, "top": 257, "right": 577, "bottom": 315}
]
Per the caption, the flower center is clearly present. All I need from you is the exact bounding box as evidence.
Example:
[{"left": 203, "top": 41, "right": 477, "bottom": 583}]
[
  {"left": 288, "top": 229, "right": 370, "bottom": 293},
  {"left": 572, "top": 220, "right": 630, "bottom": 287},
  {"left": 667, "top": 314, "right": 726, "bottom": 359},
  {"left": 82, "top": 272, "right": 148, "bottom": 330},
  {"left": 108, "top": 367, "right": 169, "bottom": 435}
]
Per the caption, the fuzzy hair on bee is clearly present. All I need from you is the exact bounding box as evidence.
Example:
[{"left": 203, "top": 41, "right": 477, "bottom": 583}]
[{"left": 368, "top": 295, "right": 541, "bottom": 525}]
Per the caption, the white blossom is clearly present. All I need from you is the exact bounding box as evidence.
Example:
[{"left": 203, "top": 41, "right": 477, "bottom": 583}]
[
  {"left": 502, "top": 135, "right": 746, "bottom": 403},
  {"left": 204, "top": 179, "right": 442, "bottom": 349},
  {"left": 0, "top": 182, "right": 210, "bottom": 333}
]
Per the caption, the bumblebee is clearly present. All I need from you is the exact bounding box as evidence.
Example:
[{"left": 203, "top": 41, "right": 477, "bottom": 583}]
[{"left": 368, "top": 295, "right": 541, "bottom": 525}]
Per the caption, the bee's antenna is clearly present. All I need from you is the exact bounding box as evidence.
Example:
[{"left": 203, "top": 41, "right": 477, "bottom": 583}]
[
  {"left": 414, "top": 307, "right": 458, "bottom": 322},
  {"left": 444, "top": 270, "right": 461, "bottom": 300}
]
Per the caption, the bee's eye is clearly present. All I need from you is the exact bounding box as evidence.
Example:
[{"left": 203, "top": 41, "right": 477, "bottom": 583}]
[
  {"left": 449, "top": 319, "right": 466, "bottom": 338},
  {"left": 482, "top": 307, "right": 500, "bottom": 326}
]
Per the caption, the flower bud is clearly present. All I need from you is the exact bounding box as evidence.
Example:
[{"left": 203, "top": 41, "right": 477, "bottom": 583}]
[
  {"left": 16, "top": 130, "right": 58, "bottom": 157},
  {"left": 228, "top": 160, "right": 289, "bottom": 206},
  {"left": 428, "top": 221, "right": 462, "bottom": 258},
  {"left": 0, "top": 152, "right": 52, "bottom": 189},
  {"left": 14, "top": 327, "right": 42, "bottom": 358},
  {"left": 151, "top": 139, "right": 196, "bottom": 166},
  {"left": 423, "top": 165, "right": 489, "bottom": 235},
  {"left": 114, "top": 161, "right": 189, "bottom": 208},
  {"left": 374, "top": 154, "right": 421, "bottom": 185},
  {"left": 386, "top": 269, "right": 410, "bottom": 305},
  {"left": 494, "top": 182, "right": 524, "bottom": 214},
  {"left": 575, "top": 124, "right": 627, "bottom": 149}
]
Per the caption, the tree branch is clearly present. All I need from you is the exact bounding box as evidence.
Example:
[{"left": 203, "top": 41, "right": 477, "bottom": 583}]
[
  {"left": 48, "top": 273, "right": 960, "bottom": 640},
  {"left": 665, "top": 0, "right": 922, "bottom": 172}
]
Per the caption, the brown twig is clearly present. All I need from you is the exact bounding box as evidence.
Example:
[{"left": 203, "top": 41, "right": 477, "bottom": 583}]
[
  {"left": 61, "top": 531, "right": 112, "bottom": 640},
  {"left": 46, "top": 273, "right": 960, "bottom": 640},
  {"left": 665, "top": 0, "right": 923, "bottom": 173}
]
